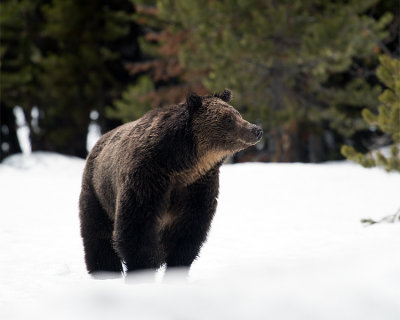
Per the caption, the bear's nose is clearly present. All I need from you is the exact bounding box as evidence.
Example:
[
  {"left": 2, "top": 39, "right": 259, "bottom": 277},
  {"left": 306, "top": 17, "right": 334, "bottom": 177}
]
[{"left": 252, "top": 126, "right": 263, "bottom": 141}]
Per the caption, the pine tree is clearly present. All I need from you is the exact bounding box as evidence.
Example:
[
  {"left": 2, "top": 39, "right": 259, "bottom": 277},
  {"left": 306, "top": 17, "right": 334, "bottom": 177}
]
[
  {"left": 106, "top": 0, "right": 209, "bottom": 123},
  {"left": 36, "top": 0, "right": 138, "bottom": 157},
  {"left": 150, "top": 0, "right": 395, "bottom": 162},
  {"left": 341, "top": 55, "right": 400, "bottom": 172},
  {"left": 0, "top": 0, "right": 44, "bottom": 160},
  {"left": 1, "top": 0, "right": 140, "bottom": 158}
]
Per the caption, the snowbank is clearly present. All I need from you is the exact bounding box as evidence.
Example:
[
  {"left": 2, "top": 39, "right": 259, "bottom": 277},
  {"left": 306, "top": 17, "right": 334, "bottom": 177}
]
[{"left": 1, "top": 153, "right": 399, "bottom": 320}]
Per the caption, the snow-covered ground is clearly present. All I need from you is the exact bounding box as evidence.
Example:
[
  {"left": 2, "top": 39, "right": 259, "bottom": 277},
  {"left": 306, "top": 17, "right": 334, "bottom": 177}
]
[{"left": 1, "top": 152, "right": 399, "bottom": 320}]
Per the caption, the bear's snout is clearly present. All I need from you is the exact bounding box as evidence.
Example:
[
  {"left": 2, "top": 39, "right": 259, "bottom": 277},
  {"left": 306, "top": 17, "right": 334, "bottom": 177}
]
[
  {"left": 252, "top": 125, "right": 263, "bottom": 141},
  {"left": 239, "top": 122, "right": 263, "bottom": 146}
]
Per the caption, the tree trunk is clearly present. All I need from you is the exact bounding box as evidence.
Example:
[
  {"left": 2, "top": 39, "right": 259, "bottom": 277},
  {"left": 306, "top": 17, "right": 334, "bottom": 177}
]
[{"left": 0, "top": 105, "right": 22, "bottom": 161}]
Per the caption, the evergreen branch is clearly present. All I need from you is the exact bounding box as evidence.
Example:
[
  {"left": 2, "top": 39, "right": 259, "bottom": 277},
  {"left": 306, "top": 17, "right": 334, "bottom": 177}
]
[
  {"left": 360, "top": 22, "right": 393, "bottom": 57},
  {"left": 361, "top": 207, "right": 400, "bottom": 226}
]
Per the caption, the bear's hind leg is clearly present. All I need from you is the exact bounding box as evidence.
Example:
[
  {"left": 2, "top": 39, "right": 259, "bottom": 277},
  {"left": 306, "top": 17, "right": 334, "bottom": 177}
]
[{"left": 79, "top": 188, "right": 123, "bottom": 278}]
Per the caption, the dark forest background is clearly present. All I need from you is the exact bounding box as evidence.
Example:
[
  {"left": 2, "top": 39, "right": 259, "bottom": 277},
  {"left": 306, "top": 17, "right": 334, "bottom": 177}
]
[{"left": 1, "top": 0, "right": 399, "bottom": 163}]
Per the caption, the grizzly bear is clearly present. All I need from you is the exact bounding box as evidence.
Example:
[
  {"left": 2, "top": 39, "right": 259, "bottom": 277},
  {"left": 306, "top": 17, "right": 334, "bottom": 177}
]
[{"left": 79, "top": 89, "right": 262, "bottom": 277}]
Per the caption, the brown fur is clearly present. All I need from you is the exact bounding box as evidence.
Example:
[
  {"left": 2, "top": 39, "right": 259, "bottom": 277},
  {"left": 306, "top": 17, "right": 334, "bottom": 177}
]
[{"left": 79, "top": 89, "right": 263, "bottom": 276}]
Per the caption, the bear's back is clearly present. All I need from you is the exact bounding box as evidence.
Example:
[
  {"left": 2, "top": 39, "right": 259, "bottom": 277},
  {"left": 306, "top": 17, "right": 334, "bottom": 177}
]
[{"left": 84, "top": 105, "right": 190, "bottom": 217}]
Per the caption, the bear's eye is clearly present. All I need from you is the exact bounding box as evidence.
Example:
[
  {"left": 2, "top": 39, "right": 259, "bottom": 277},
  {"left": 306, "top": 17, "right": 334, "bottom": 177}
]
[{"left": 224, "top": 115, "right": 234, "bottom": 125}]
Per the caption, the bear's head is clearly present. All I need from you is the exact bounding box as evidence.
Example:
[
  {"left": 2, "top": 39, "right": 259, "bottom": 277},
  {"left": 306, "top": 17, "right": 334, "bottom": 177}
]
[{"left": 186, "top": 89, "right": 263, "bottom": 156}]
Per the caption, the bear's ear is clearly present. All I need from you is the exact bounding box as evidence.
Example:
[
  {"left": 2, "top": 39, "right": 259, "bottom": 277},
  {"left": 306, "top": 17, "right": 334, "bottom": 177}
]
[
  {"left": 215, "top": 89, "right": 232, "bottom": 102},
  {"left": 186, "top": 92, "right": 202, "bottom": 115}
]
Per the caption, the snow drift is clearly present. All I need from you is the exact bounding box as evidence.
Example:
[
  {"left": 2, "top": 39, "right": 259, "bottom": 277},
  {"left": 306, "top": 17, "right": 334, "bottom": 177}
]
[{"left": 1, "top": 152, "right": 399, "bottom": 320}]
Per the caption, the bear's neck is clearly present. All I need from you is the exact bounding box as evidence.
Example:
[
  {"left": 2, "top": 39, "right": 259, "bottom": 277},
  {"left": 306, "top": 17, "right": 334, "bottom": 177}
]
[{"left": 172, "top": 148, "right": 227, "bottom": 186}]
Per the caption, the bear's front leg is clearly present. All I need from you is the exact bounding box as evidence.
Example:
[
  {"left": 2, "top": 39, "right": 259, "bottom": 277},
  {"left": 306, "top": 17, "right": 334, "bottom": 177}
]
[
  {"left": 163, "top": 166, "right": 220, "bottom": 272},
  {"left": 112, "top": 179, "right": 168, "bottom": 273}
]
